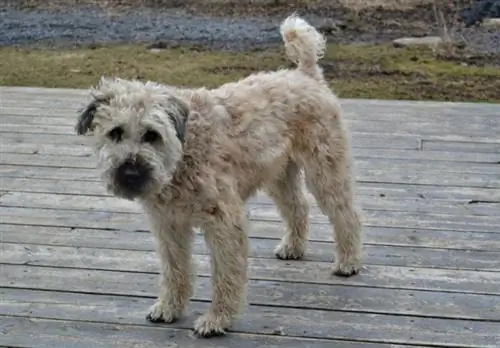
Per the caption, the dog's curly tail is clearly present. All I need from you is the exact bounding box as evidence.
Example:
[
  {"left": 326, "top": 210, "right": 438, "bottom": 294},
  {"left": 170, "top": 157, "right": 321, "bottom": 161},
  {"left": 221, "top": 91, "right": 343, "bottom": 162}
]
[{"left": 280, "top": 13, "right": 326, "bottom": 81}]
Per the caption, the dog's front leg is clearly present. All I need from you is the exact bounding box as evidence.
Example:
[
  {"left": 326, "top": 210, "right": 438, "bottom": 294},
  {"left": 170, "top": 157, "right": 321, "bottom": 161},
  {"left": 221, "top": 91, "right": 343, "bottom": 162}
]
[
  {"left": 146, "top": 217, "right": 193, "bottom": 324},
  {"left": 194, "top": 209, "right": 249, "bottom": 337}
]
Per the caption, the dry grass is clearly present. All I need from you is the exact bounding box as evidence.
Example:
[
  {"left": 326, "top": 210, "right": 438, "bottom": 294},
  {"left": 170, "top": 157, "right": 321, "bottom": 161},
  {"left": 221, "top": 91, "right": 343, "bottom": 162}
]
[{"left": 1, "top": 43, "right": 499, "bottom": 102}]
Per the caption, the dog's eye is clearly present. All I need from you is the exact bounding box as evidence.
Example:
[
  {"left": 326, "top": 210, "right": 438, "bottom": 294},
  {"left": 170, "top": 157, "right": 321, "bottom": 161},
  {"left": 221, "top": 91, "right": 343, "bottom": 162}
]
[
  {"left": 142, "top": 130, "right": 161, "bottom": 144},
  {"left": 107, "top": 127, "right": 124, "bottom": 142}
]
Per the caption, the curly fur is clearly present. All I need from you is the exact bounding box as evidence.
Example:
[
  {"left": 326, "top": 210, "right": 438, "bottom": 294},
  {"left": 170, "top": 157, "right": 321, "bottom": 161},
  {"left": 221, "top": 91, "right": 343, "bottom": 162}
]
[{"left": 76, "top": 14, "right": 363, "bottom": 337}]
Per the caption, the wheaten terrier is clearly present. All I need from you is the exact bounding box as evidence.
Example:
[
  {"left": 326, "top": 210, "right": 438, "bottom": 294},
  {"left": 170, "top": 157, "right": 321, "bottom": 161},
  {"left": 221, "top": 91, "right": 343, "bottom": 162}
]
[{"left": 75, "top": 14, "right": 362, "bottom": 337}]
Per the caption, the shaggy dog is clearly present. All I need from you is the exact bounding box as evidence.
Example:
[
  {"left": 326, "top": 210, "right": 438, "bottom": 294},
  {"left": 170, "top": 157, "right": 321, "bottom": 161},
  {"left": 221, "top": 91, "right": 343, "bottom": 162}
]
[{"left": 75, "top": 13, "right": 362, "bottom": 337}]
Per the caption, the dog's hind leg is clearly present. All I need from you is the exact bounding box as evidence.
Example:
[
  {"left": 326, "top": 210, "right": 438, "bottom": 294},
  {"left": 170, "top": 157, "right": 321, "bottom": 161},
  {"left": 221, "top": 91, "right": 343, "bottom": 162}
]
[
  {"left": 264, "top": 160, "right": 310, "bottom": 260},
  {"left": 301, "top": 131, "right": 362, "bottom": 277}
]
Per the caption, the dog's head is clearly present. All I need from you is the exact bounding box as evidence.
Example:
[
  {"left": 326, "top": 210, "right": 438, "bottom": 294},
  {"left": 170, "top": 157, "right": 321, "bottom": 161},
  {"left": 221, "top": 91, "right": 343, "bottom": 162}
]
[{"left": 76, "top": 77, "right": 190, "bottom": 200}]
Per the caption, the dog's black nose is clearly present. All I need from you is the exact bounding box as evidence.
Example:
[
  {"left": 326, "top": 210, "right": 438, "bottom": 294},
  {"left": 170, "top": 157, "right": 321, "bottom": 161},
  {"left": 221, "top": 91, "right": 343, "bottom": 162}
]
[
  {"left": 116, "top": 160, "right": 149, "bottom": 192},
  {"left": 121, "top": 164, "right": 141, "bottom": 183}
]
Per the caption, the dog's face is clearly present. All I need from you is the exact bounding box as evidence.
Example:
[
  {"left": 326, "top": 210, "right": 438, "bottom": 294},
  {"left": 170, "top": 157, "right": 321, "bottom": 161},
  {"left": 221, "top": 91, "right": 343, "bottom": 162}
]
[{"left": 75, "top": 77, "right": 189, "bottom": 200}]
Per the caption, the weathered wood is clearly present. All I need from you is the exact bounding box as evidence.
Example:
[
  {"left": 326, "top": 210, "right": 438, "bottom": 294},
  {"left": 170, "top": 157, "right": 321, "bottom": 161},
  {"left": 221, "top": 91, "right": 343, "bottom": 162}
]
[
  {"left": 3, "top": 114, "right": 500, "bottom": 137},
  {"left": 1, "top": 142, "right": 93, "bottom": 156},
  {"left": 3, "top": 176, "right": 500, "bottom": 202},
  {"left": 1, "top": 290, "right": 499, "bottom": 347},
  {"left": 3, "top": 164, "right": 500, "bottom": 188},
  {"left": 5, "top": 315, "right": 481, "bottom": 348},
  {"left": 248, "top": 205, "right": 500, "bottom": 232},
  {"left": 423, "top": 140, "right": 500, "bottom": 153},
  {"left": 3, "top": 264, "right": 500, "bottom": 309},
  {"left": 2, "top": 191, "right": 499, "bottom": 217},
  {"left": 0, "top": 130, "right": 423, "bottom": 151},
  {"left": 3, "top": 239, "right": 500, "bottom": 282},
  {"left": 0, "top": 132, "right": 92, "bottom": 146},
  {"left": 3, "top": 152, "right": 500, "bottom": 174},
  {"left": 2, "top": 87, "right": 500, "bottom": 348},
  {"left": 1, "top": 205, "right": 499, "bottom": 233},
  {"left": 3, "top": 136, "right": 500, "bottom": 164},
  {"left": 2, "top": 222, "right": 499, "bottom": 252},
  {"left": 0, "top": 316, "right": 372, "bottom": 348},
  {"left": 3, "top": 93, "right": 500, "bottom": 118}
]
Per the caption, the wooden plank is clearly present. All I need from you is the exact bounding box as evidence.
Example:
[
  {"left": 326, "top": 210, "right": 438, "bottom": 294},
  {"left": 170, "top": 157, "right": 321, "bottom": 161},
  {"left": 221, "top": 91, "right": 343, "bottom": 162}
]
[
  {"left": 0, "top": 132, "right": 91, "bottom": 146},
  {"left": 1, "top": 120, "right": 499, "bottom": 146},
  {"left": 2, "top": 141, "right": 500, "bottom": 165},
  {"left": 0, "top": 131, "right": 422, "bottom": 151},
  {"left": 4, "top": 315, "right": 481, "bottom": 348},
  {"left": 0, "top": 316, "right": 368, "bottom": 348},
  {"left": 3, "top": 238, "right": 500, "bottom": 279},
  {"left": 3, "top": 95, "right": 500, "bottom": 119},
  {"left": 1, "top": 204, "right": 499, "bottom": 233},
  {"left": 3, "top": 176, "right": 500, "bottom": 202},
  {"left": 2, "top": 85, "right": 499, "bottom": 114},
  {"left": 0, "top": 142, "right": 93, "bottom": 156},
  {"left": 2, "top": 142, "right": 500, "bottom": 164},
  {"left": 0, "top": 85, "right": 497, "bottom": 109},
  {"left": 2, "top": 115, "right": 500, "bottom": 138},
  {"left": 9, "top": 153, "right": 498, "bottom": 175},
  {"left": 0, "top": 217, "right": 496, "bottom": 274},
  {"left": 0, "top": 85, "right": 87, "bottom": 95},
  {"left": 3, "top": 263, "right": 500, "bottom": 303},
  {"left": 3, "top": 164, "right": 499, "bottom": 188},
  {"left": 2, "top": 191, "right": 499, "bottom": 217},
  {"left": 1, "top": 290, "right": 499, "bottom": 348},
  {"left": 423, "top": 140, "right": 500, "bottom": 154},
  {"left": 2, "top": 221, "right": 499, "bottom": 252}
]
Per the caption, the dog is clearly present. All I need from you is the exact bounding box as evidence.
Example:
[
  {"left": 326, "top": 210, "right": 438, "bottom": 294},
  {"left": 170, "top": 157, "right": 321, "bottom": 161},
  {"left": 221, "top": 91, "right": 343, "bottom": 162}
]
[{"left": 75, "top": 13, "right": 363, "bottom": 337}]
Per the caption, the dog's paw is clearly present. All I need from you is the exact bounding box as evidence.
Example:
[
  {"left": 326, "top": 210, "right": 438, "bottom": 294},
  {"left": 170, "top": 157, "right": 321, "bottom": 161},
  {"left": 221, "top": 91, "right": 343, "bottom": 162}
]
[
  {"left": 332, "top": 260, "right": 361, "bottom": 277},
  {"left": 146, "top": 300, "right": 181, "bottom": 324},
  {"left": 193, "top": 313, "right": 230, "bottom": 338},
  {"left": 274, "top": 240, "right": 305, "bottom": 260}
]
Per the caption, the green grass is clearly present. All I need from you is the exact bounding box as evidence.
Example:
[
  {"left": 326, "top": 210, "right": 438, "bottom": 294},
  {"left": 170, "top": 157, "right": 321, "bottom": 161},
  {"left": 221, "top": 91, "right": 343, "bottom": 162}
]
[{"left": 1, "top": 43, "right": 499, "bottom": 102}]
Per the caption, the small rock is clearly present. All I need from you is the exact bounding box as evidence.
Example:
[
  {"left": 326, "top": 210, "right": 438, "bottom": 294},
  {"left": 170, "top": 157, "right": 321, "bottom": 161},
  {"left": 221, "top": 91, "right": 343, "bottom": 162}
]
[
  {"left": 392, "top": 36, "right": 443, "bottom": 48},
  {"left": 481, "top": 18, "right": 500, "bottom": 28},
  {"left": 147, "top": 40, "right": 180, "bottom": 51},
  {"left": 271, "top": 326, "right": 286, "bottom": 335},
  {"left": 318, "top": 19, "right": 345, "bottom": 34}
]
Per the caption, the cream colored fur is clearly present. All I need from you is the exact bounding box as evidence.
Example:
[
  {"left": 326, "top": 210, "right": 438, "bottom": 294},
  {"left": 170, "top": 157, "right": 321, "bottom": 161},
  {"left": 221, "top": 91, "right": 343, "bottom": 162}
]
[{"left": 75, "top": 13, "right": 362, "bottom": 337}]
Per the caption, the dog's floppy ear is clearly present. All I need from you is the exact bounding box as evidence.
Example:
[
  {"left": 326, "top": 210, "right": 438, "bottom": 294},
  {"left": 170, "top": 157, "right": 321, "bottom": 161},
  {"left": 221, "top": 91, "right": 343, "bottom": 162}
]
[
  {"left": 75, "top": 97, "right": 109, "bottom": 135},
  {"left": 167, "top": 96, "right": 190, "bottom": 144}
]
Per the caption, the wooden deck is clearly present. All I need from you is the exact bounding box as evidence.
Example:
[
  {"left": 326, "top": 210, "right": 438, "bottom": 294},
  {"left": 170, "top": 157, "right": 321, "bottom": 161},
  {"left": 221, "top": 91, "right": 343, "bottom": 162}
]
[{"left": 0, "top": 86, "right": 499, "bottom": 348}]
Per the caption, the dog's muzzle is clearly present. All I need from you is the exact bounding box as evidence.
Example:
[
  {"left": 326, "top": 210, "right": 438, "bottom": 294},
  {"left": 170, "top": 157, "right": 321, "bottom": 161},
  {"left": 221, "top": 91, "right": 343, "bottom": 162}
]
[{"left": 115, "top": 159, "right": 151, "bottom": 195}]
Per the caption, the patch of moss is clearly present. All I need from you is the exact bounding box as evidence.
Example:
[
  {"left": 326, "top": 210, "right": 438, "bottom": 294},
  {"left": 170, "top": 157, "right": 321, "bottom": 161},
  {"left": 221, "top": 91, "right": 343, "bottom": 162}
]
[{"left": 1, "top": 43, "right": 499, "bottom": 102}]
